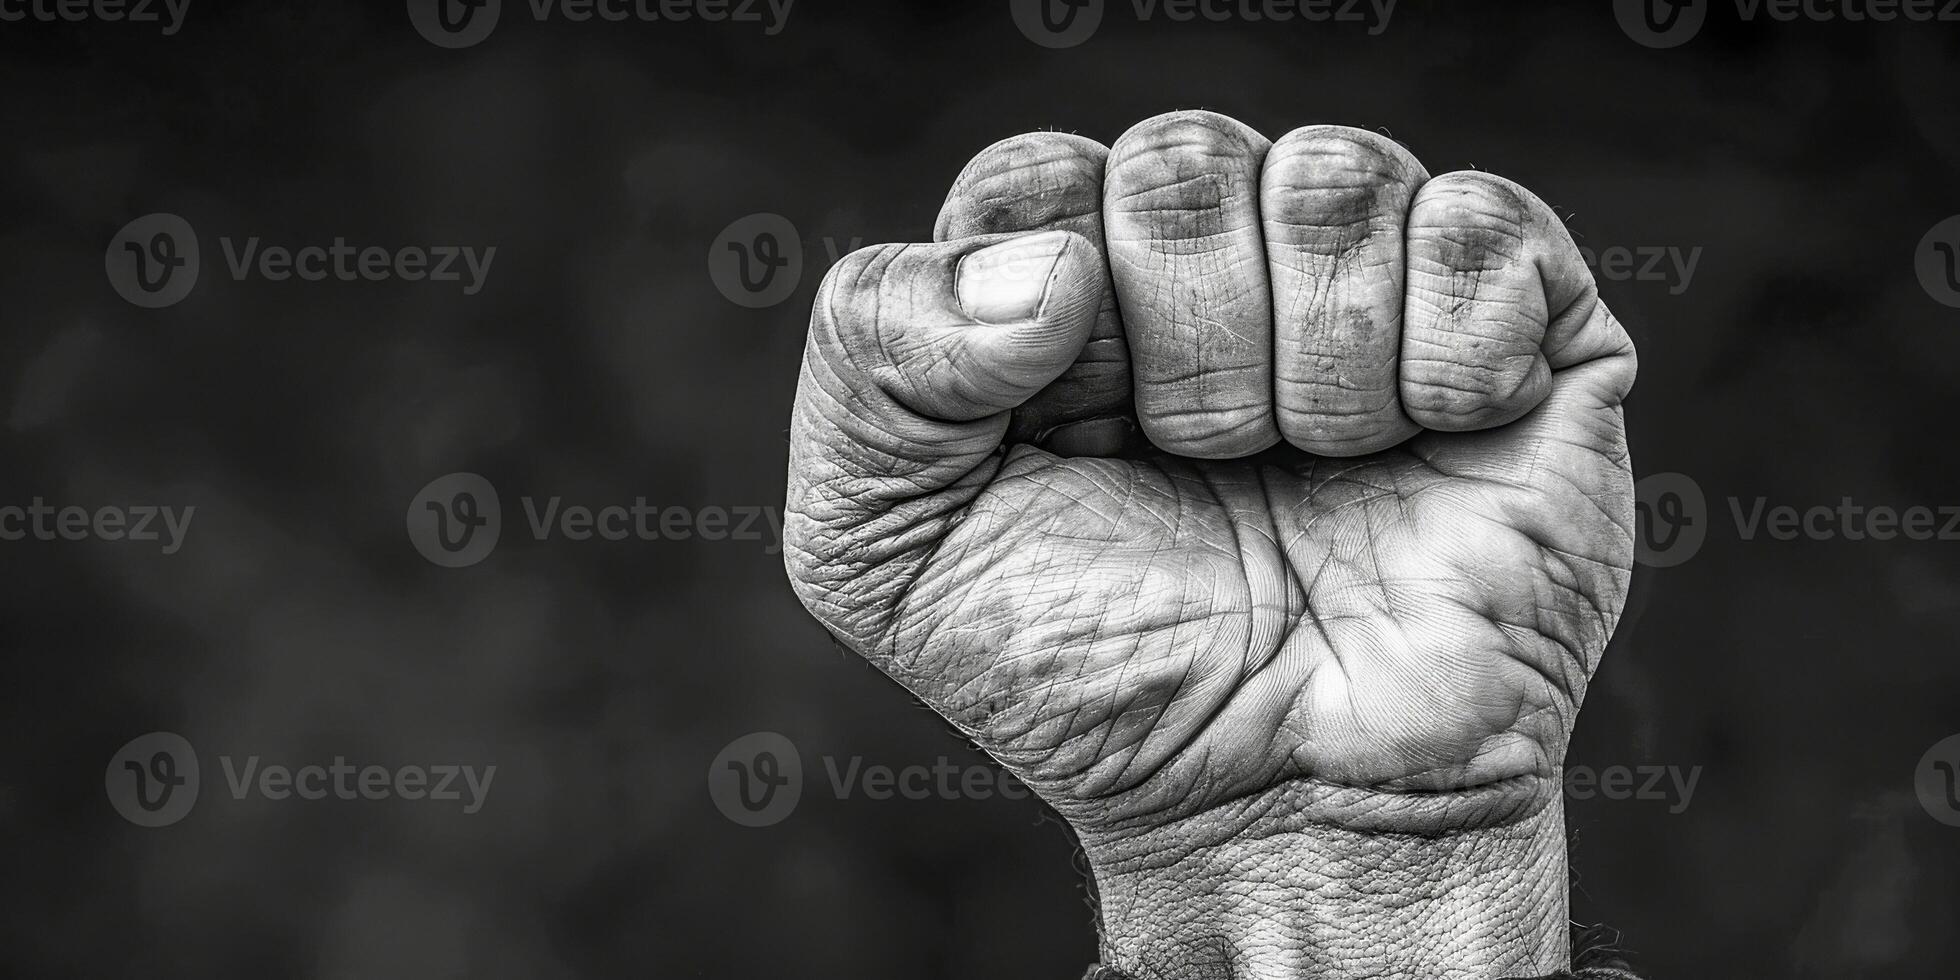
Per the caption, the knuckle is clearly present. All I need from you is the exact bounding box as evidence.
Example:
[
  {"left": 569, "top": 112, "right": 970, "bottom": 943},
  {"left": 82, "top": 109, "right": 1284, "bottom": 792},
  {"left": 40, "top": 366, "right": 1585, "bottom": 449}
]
[
  {"left": 813, "top": 242, "right": 903, "bottom": 325},
  {"left": 1139, "top": 404, "right": 1277, "bottom": 458},
  {"left": 1400, "top": 381, "right": 1485, "bottom": 422},
  {"left": 961, "top": 132, "right": 1108, "bottom": 185},
  {"left": 1277, "top": 372, "right": 1400, "bottom": 407},
  {"left": 1409, "top": 173, "right": 1532, "bottom": 272},
  {"left": 1401, "top": 349, "right": 1544, "bottom": 420},
  {"left": 1265, "top": 126, "right": 1424, "bottom": 228},
  {"left": 1106, "top": 113, "right": 1266, "bottom": 251},
  {"left": 1108, "top": 112, "right": 1265, "bottom": 219},
  {"left": 1276, "top": 399, "right": 1402, "bottom": 450},
  {"left": 809, "top": 243, "right": 925, "bottom": 385},
  {"left": 941, "top": 132, "right": 1108, "bottom": 238},
  {"left": 1420, "top": 170, "right": 1532, "bottom": 215},
  {"left": 815, "top": 241, "right": 888, "bottom": 299},
  {"left": 1114, "top": 109, "right": 1261, "bottom": 162}
]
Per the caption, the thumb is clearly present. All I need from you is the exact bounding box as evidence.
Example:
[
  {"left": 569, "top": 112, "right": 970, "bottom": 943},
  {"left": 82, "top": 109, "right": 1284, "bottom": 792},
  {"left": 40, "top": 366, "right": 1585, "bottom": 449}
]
[{"left": 784, "top": 230, "right": 1102, "bottom": 646}]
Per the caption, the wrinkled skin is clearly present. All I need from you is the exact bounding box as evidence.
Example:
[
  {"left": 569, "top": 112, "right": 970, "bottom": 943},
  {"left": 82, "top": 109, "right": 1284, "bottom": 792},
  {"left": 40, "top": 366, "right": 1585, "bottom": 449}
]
[{"left": 785, "top": 111, "right": 1636, "bottom": 977}]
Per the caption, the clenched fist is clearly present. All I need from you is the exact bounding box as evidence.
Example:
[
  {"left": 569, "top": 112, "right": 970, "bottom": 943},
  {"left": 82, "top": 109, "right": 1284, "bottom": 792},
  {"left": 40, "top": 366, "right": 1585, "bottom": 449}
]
[{"left": 784, "top": 111, "right": 1636, "bottom": 980}]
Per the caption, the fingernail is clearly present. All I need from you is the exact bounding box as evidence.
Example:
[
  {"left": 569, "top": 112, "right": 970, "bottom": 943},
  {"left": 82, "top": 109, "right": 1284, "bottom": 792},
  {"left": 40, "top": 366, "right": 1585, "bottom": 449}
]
[{"left": 956, "top": 230, "right": 1073, "bottom": 323}]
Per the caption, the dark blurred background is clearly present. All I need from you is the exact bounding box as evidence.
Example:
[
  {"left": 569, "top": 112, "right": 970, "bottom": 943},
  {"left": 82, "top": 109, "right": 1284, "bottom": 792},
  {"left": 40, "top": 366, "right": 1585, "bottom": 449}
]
[{"left": 5, "top": 0, "right": 1960, "bottom": 976}]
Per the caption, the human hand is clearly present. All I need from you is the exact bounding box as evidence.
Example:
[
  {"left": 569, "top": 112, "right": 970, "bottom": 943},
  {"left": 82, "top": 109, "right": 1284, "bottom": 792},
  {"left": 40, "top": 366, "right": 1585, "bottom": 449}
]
[{"left": 784, "top": 111, "right": 1636, "bottom": 979}]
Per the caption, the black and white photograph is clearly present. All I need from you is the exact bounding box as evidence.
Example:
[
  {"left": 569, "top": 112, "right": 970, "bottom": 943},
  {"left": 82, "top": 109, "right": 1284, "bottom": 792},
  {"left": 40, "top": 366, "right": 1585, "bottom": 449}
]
[{"left": 6, "top": 1, "right": 1960, "bottom": 977}]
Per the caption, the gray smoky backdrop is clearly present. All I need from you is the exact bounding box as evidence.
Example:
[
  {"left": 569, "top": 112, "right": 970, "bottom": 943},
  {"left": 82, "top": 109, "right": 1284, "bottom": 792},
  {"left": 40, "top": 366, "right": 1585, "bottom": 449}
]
[{"left": 5, "top": 0, "right": 1960, "bottom": 977}]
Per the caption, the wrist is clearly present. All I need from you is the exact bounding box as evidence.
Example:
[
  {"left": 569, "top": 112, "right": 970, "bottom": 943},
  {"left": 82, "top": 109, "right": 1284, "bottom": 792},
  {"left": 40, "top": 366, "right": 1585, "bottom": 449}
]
[{"left": 1078, "top": 778, "right": 1570, "bottom": 980}]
